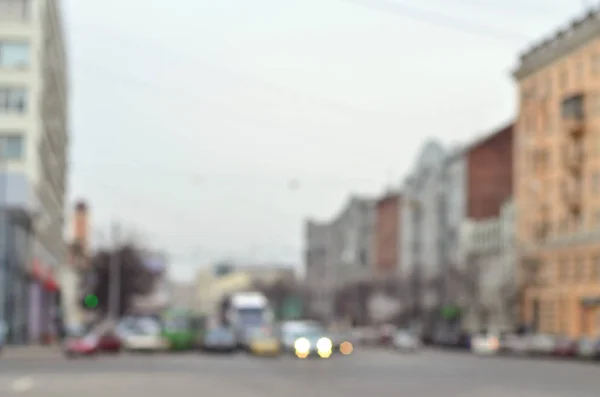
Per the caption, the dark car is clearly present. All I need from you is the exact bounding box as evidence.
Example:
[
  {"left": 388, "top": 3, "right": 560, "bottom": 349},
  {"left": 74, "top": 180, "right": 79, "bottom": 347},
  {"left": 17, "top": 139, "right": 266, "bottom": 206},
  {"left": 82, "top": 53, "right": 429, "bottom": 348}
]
[
  {"left": 553, "top": 336, "right": 578, "bottom": 357},
  {"left": 202, "top": 327, "right": 237, "bottom": 353}
]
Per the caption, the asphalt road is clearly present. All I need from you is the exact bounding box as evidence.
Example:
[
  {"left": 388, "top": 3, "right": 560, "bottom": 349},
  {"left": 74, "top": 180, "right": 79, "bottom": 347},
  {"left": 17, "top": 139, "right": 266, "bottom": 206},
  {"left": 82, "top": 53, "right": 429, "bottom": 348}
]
[{"left": 1, "top": 349, "right": 599, "bottom": 396}]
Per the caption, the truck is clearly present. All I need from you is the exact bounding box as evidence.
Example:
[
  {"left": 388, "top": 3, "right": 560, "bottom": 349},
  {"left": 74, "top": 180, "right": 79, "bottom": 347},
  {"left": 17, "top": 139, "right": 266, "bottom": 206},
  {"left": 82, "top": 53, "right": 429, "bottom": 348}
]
[{"left": 220, "top": 291, "right": 273, "bottom": 348}]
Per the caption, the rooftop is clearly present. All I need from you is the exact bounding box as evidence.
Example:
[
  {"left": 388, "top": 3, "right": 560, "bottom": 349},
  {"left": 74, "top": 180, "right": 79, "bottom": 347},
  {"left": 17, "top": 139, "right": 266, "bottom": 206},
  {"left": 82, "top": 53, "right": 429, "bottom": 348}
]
[{"left": 515, "top": 8, "right": 600, "bottom": 79}]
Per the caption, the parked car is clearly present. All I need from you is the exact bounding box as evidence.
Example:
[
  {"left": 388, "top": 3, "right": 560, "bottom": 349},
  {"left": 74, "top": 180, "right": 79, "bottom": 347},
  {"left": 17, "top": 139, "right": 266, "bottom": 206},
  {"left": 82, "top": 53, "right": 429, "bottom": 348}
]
[
  {"left": 529, "top": 334, "right": 556, "bottom": 356},
  {"left": 63, "top": 330, "right": 122, "bottom": 358},
  {"left": 378, "top": 324, "right": 396, "bottom": 346},
  {"left": 392, "top": 330, "right": 420, "bottom": 352},
  {"left": 577, "top": 337, "right": 600, "bottom": 360},
  {"left": 202, "top": 326, "right": 237, "bottom": 353},
  {"left": 248, "top": 327, "right": 280, "bottom": 357},
  {"left": 121, "top": 317, "right": 168, "bottom": 353},
  {"left": 471, "top": 333, "right": 501, "bottom": 356},
  {"left": 553, "top": 336, "right": 578, "bottom": 358},
  {"left": 501, "top": 334, "right": 530, "bottom": 355}
]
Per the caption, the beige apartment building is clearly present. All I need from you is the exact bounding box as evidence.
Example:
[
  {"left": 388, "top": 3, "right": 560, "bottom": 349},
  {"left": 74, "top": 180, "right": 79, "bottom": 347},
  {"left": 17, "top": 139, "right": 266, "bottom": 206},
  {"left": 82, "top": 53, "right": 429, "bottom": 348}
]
[{"left": 514, "top": 10, "right": 600, "bottom": 338}]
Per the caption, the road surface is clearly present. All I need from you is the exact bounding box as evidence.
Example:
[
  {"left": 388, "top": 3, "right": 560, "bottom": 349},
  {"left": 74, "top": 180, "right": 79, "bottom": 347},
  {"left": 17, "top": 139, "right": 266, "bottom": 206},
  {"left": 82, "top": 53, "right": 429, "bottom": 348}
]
[{"left": 0, "top": 348, "right": 598, "bottom": 396}]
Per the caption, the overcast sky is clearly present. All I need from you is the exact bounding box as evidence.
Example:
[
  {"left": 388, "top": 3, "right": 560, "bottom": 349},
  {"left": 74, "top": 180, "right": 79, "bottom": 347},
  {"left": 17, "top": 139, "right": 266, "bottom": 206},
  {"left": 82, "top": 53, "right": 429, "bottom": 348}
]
[{"left": 63, "top": 0, "right": 587, "bottom": 281}]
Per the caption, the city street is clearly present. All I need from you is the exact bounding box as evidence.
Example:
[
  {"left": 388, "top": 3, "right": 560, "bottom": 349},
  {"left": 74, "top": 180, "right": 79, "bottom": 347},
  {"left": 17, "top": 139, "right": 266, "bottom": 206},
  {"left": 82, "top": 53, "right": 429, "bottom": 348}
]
[{"left": 1, "top": 348, "right": 599, "bottom": 396}]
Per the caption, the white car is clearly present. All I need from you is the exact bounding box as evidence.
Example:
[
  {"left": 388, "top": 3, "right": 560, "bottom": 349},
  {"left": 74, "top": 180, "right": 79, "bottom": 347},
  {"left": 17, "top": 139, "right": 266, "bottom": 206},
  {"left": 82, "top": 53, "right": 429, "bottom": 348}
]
[
  {"left": 392, "top": 330, "right": 421, "bottom": 352},
  {"left": 471, "top": 333, "right": 500, "bottom": 355},
  {"left": 120, "top": 317, "right": 168, "bottom": 352}
]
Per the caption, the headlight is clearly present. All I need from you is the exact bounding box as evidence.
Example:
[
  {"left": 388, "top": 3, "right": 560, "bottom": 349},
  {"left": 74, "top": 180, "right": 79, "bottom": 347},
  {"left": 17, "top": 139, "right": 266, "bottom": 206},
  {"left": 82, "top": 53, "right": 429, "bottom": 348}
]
[
  {"left": 294, "top": 338, "right": 310, "bottom": 352},
  {"left": 316, "top": 337, "right": 332, "bottom": 351}
]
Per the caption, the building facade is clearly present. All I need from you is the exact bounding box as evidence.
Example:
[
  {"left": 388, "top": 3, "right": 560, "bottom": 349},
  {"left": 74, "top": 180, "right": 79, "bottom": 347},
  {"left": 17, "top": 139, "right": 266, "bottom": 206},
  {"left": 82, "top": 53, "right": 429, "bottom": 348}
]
[
  {"left": 457, "top": 200, "right": 516, "bottom": 333},
  {"left": 373, "top": 191, "right": 401, "bottom": 279},
  {"left": 0, "top": 0, "right": 69, "bottom": 344},
  {"left": 304, "top": 196, "right": 375, "bottom": 321},
  {"left": 401, "top": 141, "right": 447, "bottom": 334},
  {"left": 514, "top": 10, "right": 600, "bottom": 338}
]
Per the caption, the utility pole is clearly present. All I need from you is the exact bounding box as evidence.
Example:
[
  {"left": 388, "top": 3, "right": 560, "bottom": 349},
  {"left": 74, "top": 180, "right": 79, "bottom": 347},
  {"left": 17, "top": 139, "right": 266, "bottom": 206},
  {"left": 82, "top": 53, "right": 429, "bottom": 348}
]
[{"left": 109, "top": 222, "right": 121, "bottom": 321}]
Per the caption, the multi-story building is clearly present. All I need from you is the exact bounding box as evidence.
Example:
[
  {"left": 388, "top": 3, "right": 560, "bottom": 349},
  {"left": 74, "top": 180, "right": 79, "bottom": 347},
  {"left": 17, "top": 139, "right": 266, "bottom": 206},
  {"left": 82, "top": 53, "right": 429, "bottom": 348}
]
[
  {"left": 0, "top": 0, "right": 69, "bottom": 344},
  {"left": 514, "top": 10, "right": 600, "bottom": 338},
  {"left": 439, "top": 124, "right": 513, "bottom": 333},
  {"left": 401, "top": 140, "right": 447, "bottom": 333},
  {"left": 373, "top": 191, "right": 401, "bottom": 279},
  {"left": 304, "top": 196, "right": 375, "bottom": 322},
  {"left": 457, "top": 200, "right": 516, "bottom": 333}
]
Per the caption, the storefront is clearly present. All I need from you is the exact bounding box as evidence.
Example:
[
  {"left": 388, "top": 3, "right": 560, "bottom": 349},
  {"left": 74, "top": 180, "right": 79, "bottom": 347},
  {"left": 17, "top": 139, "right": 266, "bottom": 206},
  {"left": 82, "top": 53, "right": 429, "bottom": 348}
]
[
  {"left": 28, "top": 258, "right": 59, "bottom": 344},
  {"left": 0, "top": 210, "right": 33, "bottom": 345}
]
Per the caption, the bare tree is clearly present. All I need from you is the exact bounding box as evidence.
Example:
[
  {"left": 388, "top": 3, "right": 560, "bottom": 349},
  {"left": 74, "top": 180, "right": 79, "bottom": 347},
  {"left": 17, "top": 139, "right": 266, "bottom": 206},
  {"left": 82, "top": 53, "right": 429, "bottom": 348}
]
[
  {"left": 447, "top": 253, "right": 489, "bottom": 331},
  {"left": 497, "top": 255, "right": 541, "bottom": 329}
]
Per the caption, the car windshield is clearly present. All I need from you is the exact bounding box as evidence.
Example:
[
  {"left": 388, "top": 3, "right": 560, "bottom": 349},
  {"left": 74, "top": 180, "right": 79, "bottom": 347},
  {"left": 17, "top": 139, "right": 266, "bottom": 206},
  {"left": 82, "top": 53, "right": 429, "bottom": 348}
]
[
  {"left": 163, "top": 316, "right": 189, "bottom": 332},
  {"left": 133, "top": 318, "right": 161, "bottom": 335},
  {"left": 237, "top": 308, "right": 264, "bottom": 327},
  {"left": 208, "top": 328, "right": 233, "bottom": 338}
]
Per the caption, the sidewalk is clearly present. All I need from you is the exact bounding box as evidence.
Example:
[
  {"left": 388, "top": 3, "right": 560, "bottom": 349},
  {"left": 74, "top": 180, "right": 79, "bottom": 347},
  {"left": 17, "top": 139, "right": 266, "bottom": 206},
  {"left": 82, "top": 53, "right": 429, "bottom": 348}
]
[{"left": 1, "top": 345, "right": 62, "bottom": 359}]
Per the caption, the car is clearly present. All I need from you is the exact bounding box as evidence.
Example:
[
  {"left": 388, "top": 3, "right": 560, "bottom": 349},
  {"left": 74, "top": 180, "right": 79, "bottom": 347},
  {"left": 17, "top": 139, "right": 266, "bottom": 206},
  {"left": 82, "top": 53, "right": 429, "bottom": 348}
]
[
  {"left": 553, "top": 336, "right": 578, "bottom": 358},
  {"left": 202, "top": 326, "right": 237, "bottom": 353},
  {"left": 248, "top": 327, "right": 280, "bottom": 357},
  {"left": 577, "top": 337, "right": 600, "bottom": 360},
  {"left": 392, "top": 330, "right": 421, "bottom": 352},
  {"left": 121, "top": 317, "right": 168, "bottom": 353},
  {"left": 288, "top": 324, "right": 334, "bottom": 359},
  {"left": 471, "top": 333, "right": 500, "bottom": 356},
  {"left": 63, "top": 329, "right": 122, "bottom": 358},
  {"left": 528, "top": 334, "right": 556, "bottom": 356}
]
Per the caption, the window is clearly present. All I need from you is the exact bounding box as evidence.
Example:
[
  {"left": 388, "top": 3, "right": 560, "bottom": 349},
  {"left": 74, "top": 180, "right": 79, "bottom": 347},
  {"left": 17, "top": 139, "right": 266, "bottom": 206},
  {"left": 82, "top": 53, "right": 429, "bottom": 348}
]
[
  {"left": 593, "top": 256, "right": 600, "bottom": 280},
  {"left": 560, "top": 68, "right": 568, "bottom": 89},
  {"left": 0, "top": 41, "right": 30, "bottom": 68},
  {"left": 574, "top": 257, "right": 585, "bottom": 282},
  {"left": 0, "top": 0, "right": 30, "bottom": 21},
  {"left": 593, "top": 53, "right": 600, "bottom": 75},
  {"left": 559, "top": 259, "right": 568, "bottom": 281},
  {"left": 577, "top": 60, "right": 584, "bottom": 82},
  {"left": 593, "top": 172, "right": 600, "bottom": 193},
  {"left": 0, "top": 87, "right": 27, "bottom": 113},
  {"left": 0, "top": 134, "right": 24, "bottom": 159}
]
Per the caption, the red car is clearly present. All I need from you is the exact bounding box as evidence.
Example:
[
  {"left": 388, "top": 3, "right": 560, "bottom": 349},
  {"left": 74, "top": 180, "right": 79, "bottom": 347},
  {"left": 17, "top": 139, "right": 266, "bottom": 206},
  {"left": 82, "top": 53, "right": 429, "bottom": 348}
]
[
  {"left": 64, "top": 332, "right": 122, "bottom": 358},
  {"left": 553, "top": 337, "right": 578, "bottom": 357}
]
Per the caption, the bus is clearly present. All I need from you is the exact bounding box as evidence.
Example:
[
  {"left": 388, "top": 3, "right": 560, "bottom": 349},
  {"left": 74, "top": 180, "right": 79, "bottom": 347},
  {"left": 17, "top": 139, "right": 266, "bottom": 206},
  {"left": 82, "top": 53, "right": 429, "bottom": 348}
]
[{"left": 160, "top": 309, "right": 206, "bottom": 351}]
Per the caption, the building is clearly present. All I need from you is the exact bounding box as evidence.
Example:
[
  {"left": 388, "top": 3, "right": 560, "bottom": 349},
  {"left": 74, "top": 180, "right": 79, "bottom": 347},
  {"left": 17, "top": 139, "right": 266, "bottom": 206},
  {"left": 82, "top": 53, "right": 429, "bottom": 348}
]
[
  {"left": 0, "top": 0, "right": 69, "bottom": 344},
  {"left": 514, "top": 9, "right": 600, "bottom": 337},
  {"left": 431, "top": 124, "right": 513, "bottom": 334},
  {"left": 58, "top": 201, "right": 90, "bottom": 334},
  {"left": 457, "top": 200, "right": 516, "bottom": 333},
  {"left": 304, "top": 196, "right": 376, "bottom": 321},
  {"left": 401, "top": 140, "right": 447, "bottom": 333},
  {"left": 373, "top": 191, "right": 401, "bottom": 279}
]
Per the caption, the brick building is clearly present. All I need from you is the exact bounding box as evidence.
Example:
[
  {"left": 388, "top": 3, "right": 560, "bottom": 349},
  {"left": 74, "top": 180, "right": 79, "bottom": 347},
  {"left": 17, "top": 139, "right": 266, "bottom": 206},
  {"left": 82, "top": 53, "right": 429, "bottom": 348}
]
[
  {"left": 466, "top": 124, "right": 514, "bottom": 220},
  {"left": 373, "top": 192, "right": 401, "bottom": 278}
]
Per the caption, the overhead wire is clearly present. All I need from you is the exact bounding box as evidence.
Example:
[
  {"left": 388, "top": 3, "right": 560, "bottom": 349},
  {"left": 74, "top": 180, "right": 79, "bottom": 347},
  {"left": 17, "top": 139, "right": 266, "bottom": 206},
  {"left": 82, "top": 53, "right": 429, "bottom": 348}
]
[{"left": 337, "top": 0, "right": 531, "bottom": 43}]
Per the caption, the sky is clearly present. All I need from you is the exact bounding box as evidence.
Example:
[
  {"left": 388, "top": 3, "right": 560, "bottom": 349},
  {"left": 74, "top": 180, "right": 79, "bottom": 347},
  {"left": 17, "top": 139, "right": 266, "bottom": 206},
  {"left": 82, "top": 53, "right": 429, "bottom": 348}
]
[{"left": 63, "top": 0, "right": 589, "bottom": 281}]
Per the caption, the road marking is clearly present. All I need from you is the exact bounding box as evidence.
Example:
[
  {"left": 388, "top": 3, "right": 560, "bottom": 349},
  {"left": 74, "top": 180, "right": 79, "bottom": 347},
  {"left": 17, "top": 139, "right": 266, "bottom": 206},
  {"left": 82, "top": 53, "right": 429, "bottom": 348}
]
[{"left": 10, "top": 376, "right": 34, "bottom": 393}]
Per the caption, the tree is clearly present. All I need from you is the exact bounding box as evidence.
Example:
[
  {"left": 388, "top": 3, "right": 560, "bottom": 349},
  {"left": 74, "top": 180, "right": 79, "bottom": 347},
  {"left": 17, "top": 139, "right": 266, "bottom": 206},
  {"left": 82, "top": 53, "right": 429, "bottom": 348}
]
[
  {"left": 497, "top": 255, "right": 540, "bottom": 329},
  {"left": 447, "top": 253, "right": 489, "bottom": 332},
  {"left": 84, "top": 244, "right": 158, "bottom": 317}
]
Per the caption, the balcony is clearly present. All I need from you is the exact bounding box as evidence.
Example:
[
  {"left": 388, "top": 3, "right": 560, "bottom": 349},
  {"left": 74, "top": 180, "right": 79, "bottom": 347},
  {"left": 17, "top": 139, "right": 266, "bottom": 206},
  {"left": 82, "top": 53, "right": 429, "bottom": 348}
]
[
  {"left": 561, "top": 94, "right": 585, "bottom": 137},
  {"left": 562, "top": 143, "right": 584, "bottom": 174}
]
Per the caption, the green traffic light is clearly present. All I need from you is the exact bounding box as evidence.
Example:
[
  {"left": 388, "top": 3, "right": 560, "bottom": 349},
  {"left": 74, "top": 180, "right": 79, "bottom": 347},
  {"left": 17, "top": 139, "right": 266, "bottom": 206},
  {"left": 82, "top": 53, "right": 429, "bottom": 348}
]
[{"left": 84, "top": 294, "right": 98, "bottom": 309}]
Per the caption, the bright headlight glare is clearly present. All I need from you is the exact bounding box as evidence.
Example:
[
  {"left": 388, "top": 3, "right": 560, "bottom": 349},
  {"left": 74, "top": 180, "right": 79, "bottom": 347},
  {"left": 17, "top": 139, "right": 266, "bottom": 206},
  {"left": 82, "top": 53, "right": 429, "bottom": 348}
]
[
  {"left": 294, "top": 338, "right": 310, "bottom": 352},
  {"left": 316, "top": 337, "right": 332, "bottom": 351}
]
